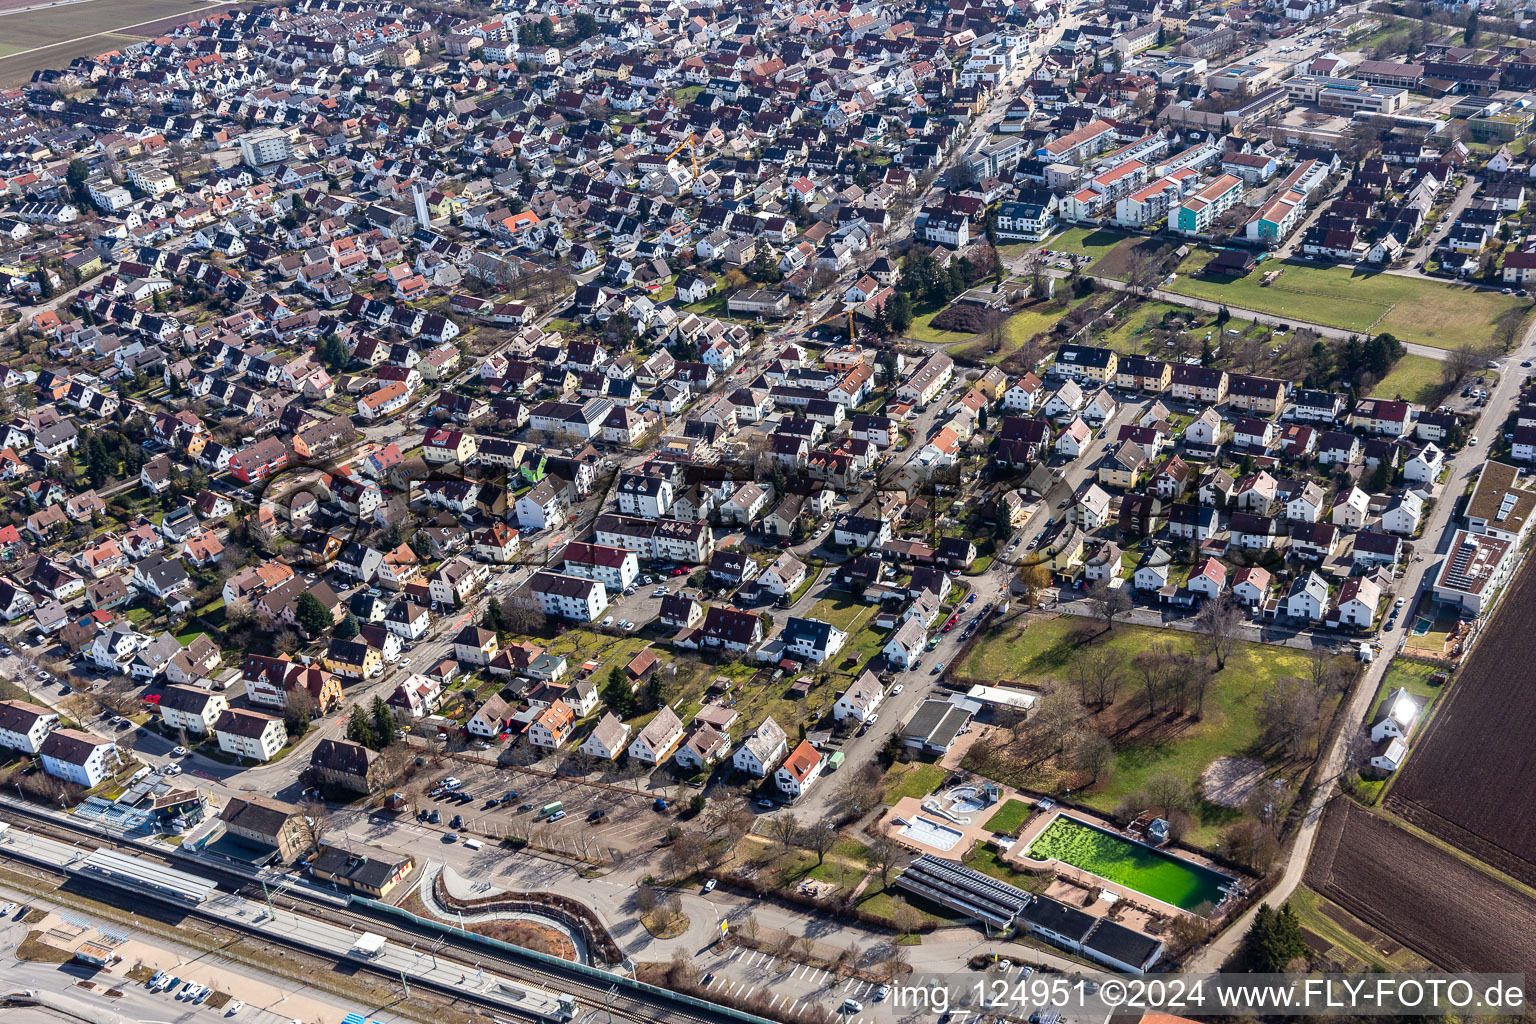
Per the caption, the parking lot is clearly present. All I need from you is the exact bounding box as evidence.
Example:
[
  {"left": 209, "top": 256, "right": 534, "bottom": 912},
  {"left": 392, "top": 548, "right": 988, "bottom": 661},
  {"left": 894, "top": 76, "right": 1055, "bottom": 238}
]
[
  {"left": 595, "top": 572, "right": 698, "bottom": 632},
  {"left": 395, "top": 759, "right": 681, "bottom": 859}
]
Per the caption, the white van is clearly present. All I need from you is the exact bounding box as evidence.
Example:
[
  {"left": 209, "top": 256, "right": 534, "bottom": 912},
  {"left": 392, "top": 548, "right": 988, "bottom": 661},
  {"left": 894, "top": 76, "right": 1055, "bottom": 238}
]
[{"left": 462, "top": 838, "right": 483, "bottom": 851}]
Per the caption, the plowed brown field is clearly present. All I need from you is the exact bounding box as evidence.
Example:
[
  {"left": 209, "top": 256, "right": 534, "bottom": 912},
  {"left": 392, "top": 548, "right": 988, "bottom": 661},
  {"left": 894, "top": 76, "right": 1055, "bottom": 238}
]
[
  {"left": 1385, "top": 553, "right": 1536, "bottom": 887},
  {"left": 1306, "top": 798, "right": 1536, "bottom": 973}
]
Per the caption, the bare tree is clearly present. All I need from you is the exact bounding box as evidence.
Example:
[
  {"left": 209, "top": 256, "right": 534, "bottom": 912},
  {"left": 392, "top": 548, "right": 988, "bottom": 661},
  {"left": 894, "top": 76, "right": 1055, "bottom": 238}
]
[
  {"left": 1195, "top": 594, "right": 1243, "bottom": 669},
  {"left": 1186, "top": 656, "right": 1216, "bottom": 718},
  {"left": 878, "top": 940, "right": 910, "bottom": 982},
  {"left": 1032, "top": 688, "right": 1087, "bottom": 756},
  {"left": 1306, "top": 647, "right": 1345, "bottom": 694},
  {"left": 867, "top": 834, "right": 905, "bottom": 886},
  {"left": 1070, "top": 730, "right": 1116, "bottom": 783},
  {"left": 1142, "top": 772, "right": 1196, "bottom": 816},
  {"left": 889, "top": 901, "right": 923, "bottom": 937},
  {"left": 1439, "top": 343, "right": 1480, "bottom": 392},
  {"left": 1087, "top": 581, "right": 1131, "bottom": 633},
  {"left": 704, "top": 802, "right": 754, "bottom": 842},
  {"left": 800, "top": 818, "right": 839, "bottom": 865},
  {"left": 635, "top": 883, "right": 660, "bottom": 914},
  {"left": 1257, "top": 676, "right": 1321, "bottom": 758},
  {"left": 767, "top": 812, "right": 800, "bottom": 855},
  {"left": 292, "top": 798, "right": 331, "bottom": 858},
  {"left": 662, "top": 830, "right": 710, "bottom": 878},
  {"left": 1071, "top": 646, "right": 1122, "bottom": 709},
  {"left": 1132, "top": 646, "right": 1171, "bottom": 715}
]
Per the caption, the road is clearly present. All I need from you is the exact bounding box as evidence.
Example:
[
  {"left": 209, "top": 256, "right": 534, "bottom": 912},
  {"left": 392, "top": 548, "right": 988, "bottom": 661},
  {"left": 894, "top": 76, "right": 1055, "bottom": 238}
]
[
  {"left": 1187, "top": 319, "right": 1536, "bottom": 971},
  {"left": 1070, "top": 274, "right": 1452, "bottom": 362}
]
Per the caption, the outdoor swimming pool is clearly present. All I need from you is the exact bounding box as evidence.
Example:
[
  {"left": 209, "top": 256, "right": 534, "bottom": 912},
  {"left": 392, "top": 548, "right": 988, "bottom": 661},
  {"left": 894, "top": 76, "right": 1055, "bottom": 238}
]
[
  {"left": 947, "top": 785, "right": 991, "bottom": 813},
  {"left": 898, "top": 815, "right": 964, "bottom": 852},
  {"left": 1025, "top": 814, "right": 1234, "bottom": 912}
]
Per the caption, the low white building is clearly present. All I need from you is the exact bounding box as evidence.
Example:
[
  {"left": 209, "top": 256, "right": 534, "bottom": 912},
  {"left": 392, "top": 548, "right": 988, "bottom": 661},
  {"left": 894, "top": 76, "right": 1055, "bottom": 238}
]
[
  {"left": 214, "top": 709, "right": 287, "bottom": 763},
  {"left": 774, "top": 740, "right": 825, "bottom": 798},
  {"left": 40, "top": 728, "right": 117, "bottom": 787},
  {"left": 732, "top": 717, "right": 788, "bottom": 776},
  {"left": 0, "top": 698, "right": 59, "bottom": 754},
  {"left": 528, "top": 571, "right": 608, "bottom": 622}
]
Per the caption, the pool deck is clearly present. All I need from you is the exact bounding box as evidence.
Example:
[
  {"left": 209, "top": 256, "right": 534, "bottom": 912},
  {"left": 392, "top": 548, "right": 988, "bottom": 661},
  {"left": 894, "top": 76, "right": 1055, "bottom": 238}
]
[
  {"left": 878, "top": 780, "right": 1034, "bottom": 860},
  {"left": 1004, "top": 809, "right": 1234, "bottom": 920},
  {"left": 880, "top": 797, "right": 993, "bottom": 860}
]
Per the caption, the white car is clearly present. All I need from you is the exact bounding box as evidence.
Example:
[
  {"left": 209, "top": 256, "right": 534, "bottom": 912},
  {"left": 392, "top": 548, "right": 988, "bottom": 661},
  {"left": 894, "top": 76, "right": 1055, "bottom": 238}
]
[
  {"left": 227, "top": 1001, "right": 244, "bottom": 1016},
  {"left": 1470, "top": 435, "right": 1480, "bottom": 446},
  {"left": 172, "top": 746, "right": 188, "bottom": 757},
  {"left": 702, "top": 879, "right": 717, "bottom": 893},
  {"left": 178, "top": 982, "right": 197, "bottom": 1000},
  {"left": 891, "top": 684, "right": 903, "bottom": 696},
  {"left": 163, "top": 765, "right": 182, "bottom": 776},
  {"left": 0, "top": 902, "right": 15, "bottom": 916},
  {"left": 601, "top": 616, "right": 615, "bottom": 627}
]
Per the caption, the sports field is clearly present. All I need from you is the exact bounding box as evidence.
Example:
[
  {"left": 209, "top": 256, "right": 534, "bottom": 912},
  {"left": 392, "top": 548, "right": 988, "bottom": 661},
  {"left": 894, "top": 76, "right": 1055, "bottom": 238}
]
[
  {"left": 0, "top": 0, "right": 218, "bottom": 85},
  {"left": 1166, "top": 250, "right": 1529, "bottom": 350}
]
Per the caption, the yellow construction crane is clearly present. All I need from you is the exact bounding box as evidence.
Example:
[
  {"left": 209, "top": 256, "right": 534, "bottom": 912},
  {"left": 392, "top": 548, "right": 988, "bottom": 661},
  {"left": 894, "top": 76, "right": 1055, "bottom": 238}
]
[
  {"left": 804, "top": 308, "right": 857, "bottom": 344},
  {"left": 667, "top": 130, "right": 699, "bottom": 180}
]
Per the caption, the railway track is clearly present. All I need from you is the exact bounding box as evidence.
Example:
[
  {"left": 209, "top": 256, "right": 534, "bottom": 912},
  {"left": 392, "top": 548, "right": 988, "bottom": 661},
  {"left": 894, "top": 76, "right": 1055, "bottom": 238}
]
[{"left": 0, "top": 805, "right": 737, "bottom": 1024}]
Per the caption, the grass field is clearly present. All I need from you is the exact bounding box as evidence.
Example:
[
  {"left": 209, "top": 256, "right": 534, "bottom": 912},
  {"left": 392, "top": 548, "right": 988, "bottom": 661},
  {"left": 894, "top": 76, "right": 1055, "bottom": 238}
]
[
  {"left": 1369, "top": 353, "right": 1443, "bottom": 405},
  {"left": 907, "top": 306, "right": 967, "bottom": 344},
  {"left": 983, "top": 798, "right": 1032, "bottom": 834},
  {"left": 807, "top": 592, "right": 877, "bottom": 633},
  {"left": 961, "top": 616, "right": 1340, "bottom": 842},
  {"left": 1038, "top": 227, "right": 1132, "bottom": 267},
  {"left": 1369, "top": 658, "right": 1443, "bottom": 721},
  {"left": 881, "top": 761, "right": 948, "bottom": 804},
  {"left": 1164, "top": 250, "right": 1530, "bottom": 350}
]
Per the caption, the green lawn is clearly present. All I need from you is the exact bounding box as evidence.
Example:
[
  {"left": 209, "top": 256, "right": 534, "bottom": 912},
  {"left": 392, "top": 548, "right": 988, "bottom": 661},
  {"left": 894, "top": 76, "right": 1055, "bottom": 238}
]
[
  {"left": 1369, "top": 657, "right": 1444, "bottom": 720},
  {"left": 1369, "top": 353, "right": 1443, "bottom": 405},
  {"left": 1039, "top": 226, "right": 1131, "bottom": 267},
  {"left": 807, "top": 593, "right": 877, "bottom": 635},
  {"left": 960, "top": 616, "right": 1340, "bottom": 842},
  {"left": 962, "top": 843, "right": 1046, "bottom": 893},
  {"left": 983, "top": 798, "right": 1032, "bottom": 835},
  {"left": 881, "top": 761, "right": 948, "bottom": 804},
  {"left": 1165, "top": 250, "right": 1530, "bottom": 350},
  {"left": 673, "top": 85, "right": 704, "bottom": 105},
  {"left": 908, "top": 306, "right": 969, "bottom": 344},
  {"left": 684, "top": 290, "right": 737, "bottom": 320}
]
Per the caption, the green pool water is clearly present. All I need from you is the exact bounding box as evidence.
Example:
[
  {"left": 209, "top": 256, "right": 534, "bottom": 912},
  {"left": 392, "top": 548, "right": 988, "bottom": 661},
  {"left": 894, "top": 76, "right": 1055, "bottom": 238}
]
[{"left": 1026, "top": 814, "right": 1232, "bottom": 912}]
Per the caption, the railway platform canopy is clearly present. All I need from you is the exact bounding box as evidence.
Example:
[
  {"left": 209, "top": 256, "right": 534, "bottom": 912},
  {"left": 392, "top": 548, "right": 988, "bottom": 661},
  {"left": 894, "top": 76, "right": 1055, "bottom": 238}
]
[{"left": 79, "top": 848, "right": 217, "bottom": 905}]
